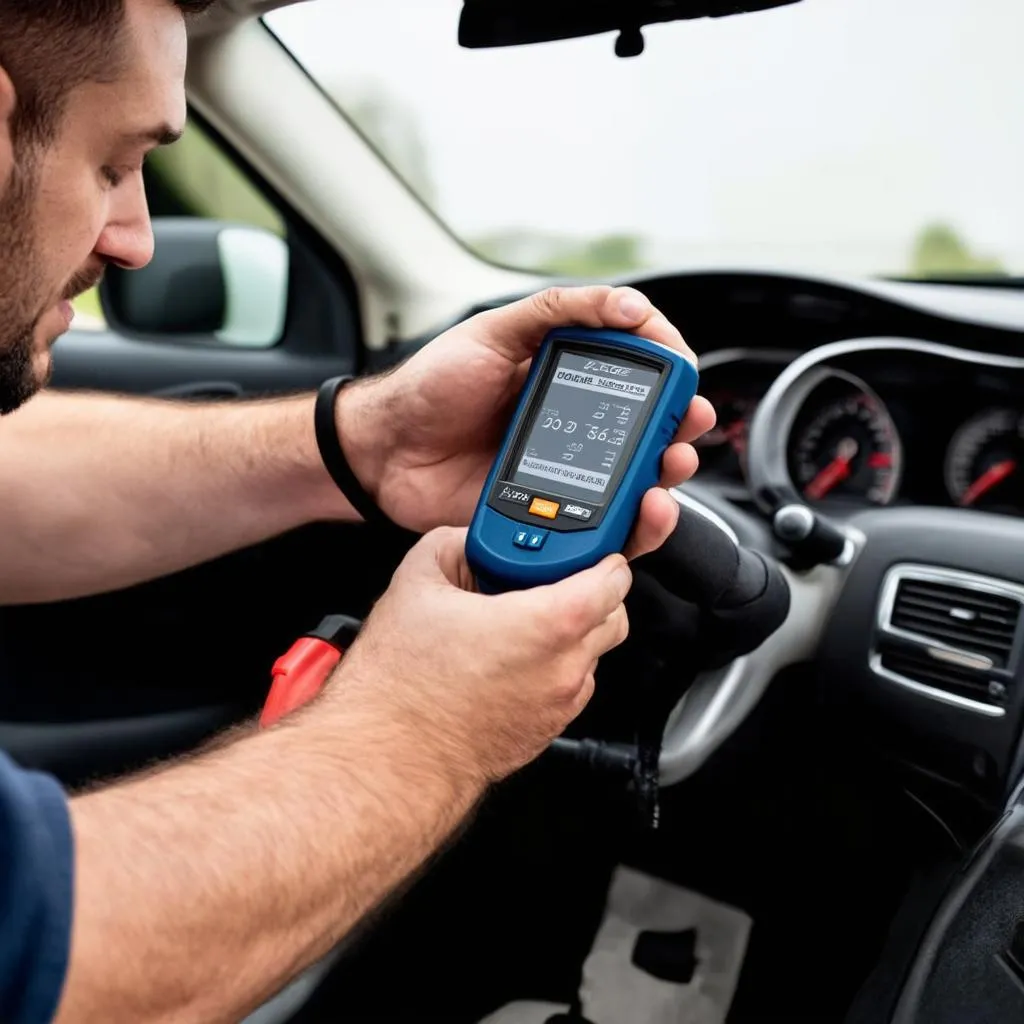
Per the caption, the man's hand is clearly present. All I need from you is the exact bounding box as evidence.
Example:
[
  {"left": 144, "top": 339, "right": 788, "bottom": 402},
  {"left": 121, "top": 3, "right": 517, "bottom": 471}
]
[
  {"left": 59, "top": 526, "right": 631, "bottom": 1024},
  {"left": 328, "top": 526, "right": 632, "bottom": 785},
  {"left": 337, "top": 285, "right": 716, "bottom": 559}
]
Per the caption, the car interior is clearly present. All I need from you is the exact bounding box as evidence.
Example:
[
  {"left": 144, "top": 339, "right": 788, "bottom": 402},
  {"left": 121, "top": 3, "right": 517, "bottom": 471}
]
[{"left": 4, "top": 0, "right": 1024, "bottom": 1021}]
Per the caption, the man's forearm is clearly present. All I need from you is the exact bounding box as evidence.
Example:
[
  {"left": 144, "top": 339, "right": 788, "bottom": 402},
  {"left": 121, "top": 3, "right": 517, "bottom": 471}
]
[
  {"left": 57, "top": 697, "right": 482, "bottom": 1024},
  {"left": 0, "top": 390, "right": 355, "bottom": 603}
]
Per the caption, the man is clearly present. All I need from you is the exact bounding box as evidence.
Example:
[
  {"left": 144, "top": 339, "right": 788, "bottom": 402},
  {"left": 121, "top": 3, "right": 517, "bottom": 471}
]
[{"left": 0, "top": 0, "right": 715, "bottom": 1021}]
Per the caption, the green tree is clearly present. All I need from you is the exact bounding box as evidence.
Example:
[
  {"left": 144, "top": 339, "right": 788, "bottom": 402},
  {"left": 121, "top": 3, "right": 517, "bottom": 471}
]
[
  {"left": 545, "top": 234, "right": 645, "bottom": 276},
  {"left": 472, "top": 230, "right": 647, "bottom": 276},
  {"left": 909, "top": 223, "right": 1006, "bottom": 278}
]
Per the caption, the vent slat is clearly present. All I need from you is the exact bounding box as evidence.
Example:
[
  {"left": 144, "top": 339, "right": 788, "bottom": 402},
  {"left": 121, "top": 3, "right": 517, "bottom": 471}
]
[
  {"left": 890, "top": 621, "right": 1014, "bottom": 653},
  {"left": 889, "top": 577, "right": 1021, "bottom": 668},
  {"left": 890, "top": 616, "right": 1015, "bottom": 654},
  {"left": 893, "top": 606, "right": 1015, "bottom": 639},
  {"left": 897, "top": 594, "right": 1018, "bottom": 627},
  {"left": 879, "top": 649, "right": 1005, "bottom": 705}
]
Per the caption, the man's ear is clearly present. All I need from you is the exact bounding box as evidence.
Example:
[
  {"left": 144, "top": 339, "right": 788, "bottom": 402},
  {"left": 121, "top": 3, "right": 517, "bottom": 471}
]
[{"left": 0, "top": 64, "right": 15, "bottom": 191}]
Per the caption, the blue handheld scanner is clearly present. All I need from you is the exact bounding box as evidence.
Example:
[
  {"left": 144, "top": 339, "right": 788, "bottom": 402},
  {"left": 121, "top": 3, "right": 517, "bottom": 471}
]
[{"left": 466, "top": 327, "right": 699, "bottom": 592}]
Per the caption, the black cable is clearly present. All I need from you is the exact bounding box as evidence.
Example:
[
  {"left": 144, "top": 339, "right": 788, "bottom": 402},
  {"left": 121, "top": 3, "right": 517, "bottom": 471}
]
[{"left": 548, "top": 738, "right": 639, "bottom": 776}]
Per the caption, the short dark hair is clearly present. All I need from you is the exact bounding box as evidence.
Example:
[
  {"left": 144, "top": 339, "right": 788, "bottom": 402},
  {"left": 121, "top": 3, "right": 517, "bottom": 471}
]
[{"left": 0, "top": 0, "right": 216, "bottom": 146}]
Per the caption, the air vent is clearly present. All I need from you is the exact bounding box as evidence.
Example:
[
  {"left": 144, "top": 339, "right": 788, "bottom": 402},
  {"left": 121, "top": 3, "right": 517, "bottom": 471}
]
[
  {"left": 878, "top": 647, "right": 1008, "bottom": 707},
  {"left": 873, "top": 566, "right": 1024, "bottom": 716},
  {"left": 890, "top": 577, "right": 1020, "bottom": 667}
]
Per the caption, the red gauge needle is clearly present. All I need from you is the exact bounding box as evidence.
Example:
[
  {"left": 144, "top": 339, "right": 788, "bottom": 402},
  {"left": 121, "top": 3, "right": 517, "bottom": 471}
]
[
  {"left": 960, "top": 459, "right": 1017, "bottom": 507},
  {"left": 805, "top": 437, "right": 858, "bottom": 500}
]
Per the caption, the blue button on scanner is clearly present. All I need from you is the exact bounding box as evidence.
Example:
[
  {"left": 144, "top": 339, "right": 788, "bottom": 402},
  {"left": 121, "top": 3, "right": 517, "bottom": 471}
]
[
  {"left": 513, "top": 529, "right": 530, "bottom": 548},
  {"left": 526, "top": 530, "right": 549, "bottom": 550}
]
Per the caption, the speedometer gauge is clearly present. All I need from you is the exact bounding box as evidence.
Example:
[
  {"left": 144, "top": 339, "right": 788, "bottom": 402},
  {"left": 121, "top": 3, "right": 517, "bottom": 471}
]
[
  {"left": 790, "top": 390, "right": 901, "bottom": 505},
  {"left": 945, "top": 408, "right": 1024, "bottom": 511}
]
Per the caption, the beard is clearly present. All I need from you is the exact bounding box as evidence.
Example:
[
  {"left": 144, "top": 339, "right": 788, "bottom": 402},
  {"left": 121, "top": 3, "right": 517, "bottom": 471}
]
[
  {"left": 0, "top": 151, "right": 46, "bottom": 416},
  {"left": 0, "top": 322, "right": 34, "bottom": 416}
]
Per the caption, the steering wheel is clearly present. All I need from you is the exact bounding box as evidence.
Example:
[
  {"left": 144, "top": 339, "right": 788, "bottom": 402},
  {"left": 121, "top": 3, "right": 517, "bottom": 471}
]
[{"left": 636, "top": 482, "right": 842, "bottom": 787}]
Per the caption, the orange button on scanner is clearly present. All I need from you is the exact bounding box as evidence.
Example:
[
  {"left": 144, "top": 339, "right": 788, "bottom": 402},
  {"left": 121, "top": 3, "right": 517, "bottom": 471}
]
[{"left": 529, "top": 498, "right": 560, "bottom": 520}]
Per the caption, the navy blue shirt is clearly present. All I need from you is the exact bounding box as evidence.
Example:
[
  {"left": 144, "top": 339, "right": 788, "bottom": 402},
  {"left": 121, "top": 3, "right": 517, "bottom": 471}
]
[{"left": 0, "top": 752, "right": 73, "bottom": 1023}]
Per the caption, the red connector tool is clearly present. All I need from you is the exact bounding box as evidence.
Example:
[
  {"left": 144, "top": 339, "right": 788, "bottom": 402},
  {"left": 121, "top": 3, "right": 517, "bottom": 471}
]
[{"left": 260, "top": 614, "right": 362, "bottom": 728}]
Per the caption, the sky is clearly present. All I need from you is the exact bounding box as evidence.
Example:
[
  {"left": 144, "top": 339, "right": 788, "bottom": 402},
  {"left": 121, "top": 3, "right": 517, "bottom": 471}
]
[{"left": 266, "top": 0, "right": 1024, "bottom": 277}]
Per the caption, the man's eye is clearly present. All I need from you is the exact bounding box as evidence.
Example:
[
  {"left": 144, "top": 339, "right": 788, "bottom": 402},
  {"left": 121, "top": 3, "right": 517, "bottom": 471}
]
[{"left": 100, "top": 166, "right": 123, "bottom": 188}]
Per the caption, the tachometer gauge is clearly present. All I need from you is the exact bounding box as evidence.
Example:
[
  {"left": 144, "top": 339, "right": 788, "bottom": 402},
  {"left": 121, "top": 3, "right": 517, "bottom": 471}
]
[
  {"left": 790, "top": 389, "right": 901, "bottom": 505},
  {"left": 945, "top": 408, "right": 1024, "bottom": 511}
]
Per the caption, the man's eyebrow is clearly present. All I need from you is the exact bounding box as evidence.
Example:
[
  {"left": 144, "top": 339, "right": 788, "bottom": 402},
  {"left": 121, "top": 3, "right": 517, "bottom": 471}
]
[{"left": 127, "top": 124, "right": 185, "bottom": 148}]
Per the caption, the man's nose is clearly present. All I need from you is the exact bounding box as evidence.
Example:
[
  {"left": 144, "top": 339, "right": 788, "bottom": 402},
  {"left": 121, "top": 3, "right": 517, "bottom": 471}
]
[{"left": 95, "top": 182, "right": 156, "bottom": 271}]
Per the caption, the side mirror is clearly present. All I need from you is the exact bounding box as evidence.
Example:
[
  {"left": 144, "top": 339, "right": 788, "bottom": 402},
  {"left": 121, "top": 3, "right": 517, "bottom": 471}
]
[{"left": 99, "top": 218, "right": 289, "bottom": 349}]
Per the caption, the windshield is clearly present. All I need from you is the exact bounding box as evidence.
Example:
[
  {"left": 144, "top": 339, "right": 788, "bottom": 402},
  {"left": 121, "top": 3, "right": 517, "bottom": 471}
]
[{"left": 265, "top": 0, "right": 1024, "bottom": 281}]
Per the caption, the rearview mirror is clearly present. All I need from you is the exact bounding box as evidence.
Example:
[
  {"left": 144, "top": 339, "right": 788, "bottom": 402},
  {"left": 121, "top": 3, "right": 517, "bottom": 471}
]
[
  {"left": 459, "top": 0, "right": 802, "bottom": 52},
  {"left": 99, "top": 218, "right": 289, "bottom": 349}
]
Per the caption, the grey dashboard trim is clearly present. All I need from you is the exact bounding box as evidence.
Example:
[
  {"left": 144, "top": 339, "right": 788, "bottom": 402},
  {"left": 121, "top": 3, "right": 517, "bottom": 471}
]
[
  {"left": 756, "top": 335, "right": 1024, "bottom": 389},
  {"left": 697, "top": 347, "right": 799, "bottom": 370}
]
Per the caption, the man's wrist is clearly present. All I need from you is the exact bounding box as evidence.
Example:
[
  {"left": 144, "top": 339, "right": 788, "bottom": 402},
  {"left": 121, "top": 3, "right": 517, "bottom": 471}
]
[{"left": 333, "top": 378, "right": 392, "bottom": 512}]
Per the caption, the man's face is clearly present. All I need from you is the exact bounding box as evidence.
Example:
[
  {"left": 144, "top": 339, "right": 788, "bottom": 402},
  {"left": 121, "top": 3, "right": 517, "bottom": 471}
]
[{"left": 0, "top": 0, "right": 188, "bottom": 414}]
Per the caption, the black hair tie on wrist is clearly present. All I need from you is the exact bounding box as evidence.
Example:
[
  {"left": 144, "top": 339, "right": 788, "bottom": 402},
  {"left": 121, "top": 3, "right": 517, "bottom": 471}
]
[{"left": 315, "top": 376, "right": 394, "bottom": 528}]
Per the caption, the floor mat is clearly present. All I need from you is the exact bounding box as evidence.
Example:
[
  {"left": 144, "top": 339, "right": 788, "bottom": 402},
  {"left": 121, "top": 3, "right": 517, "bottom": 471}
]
[{"left": 482, "top": 865, "right": 752, "bottom": 1024}]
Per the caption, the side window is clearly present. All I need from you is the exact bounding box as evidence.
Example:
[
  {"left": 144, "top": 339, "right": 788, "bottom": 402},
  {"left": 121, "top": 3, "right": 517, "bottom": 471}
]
[{"left": 74, "top": 117, "right": 288, "bottom": 349}]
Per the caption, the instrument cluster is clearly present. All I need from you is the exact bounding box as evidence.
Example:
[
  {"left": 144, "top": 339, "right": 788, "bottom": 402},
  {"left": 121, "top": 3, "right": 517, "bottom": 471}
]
[{"left": 694, "top": 348, "right": 1024, "bottom": 517}]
